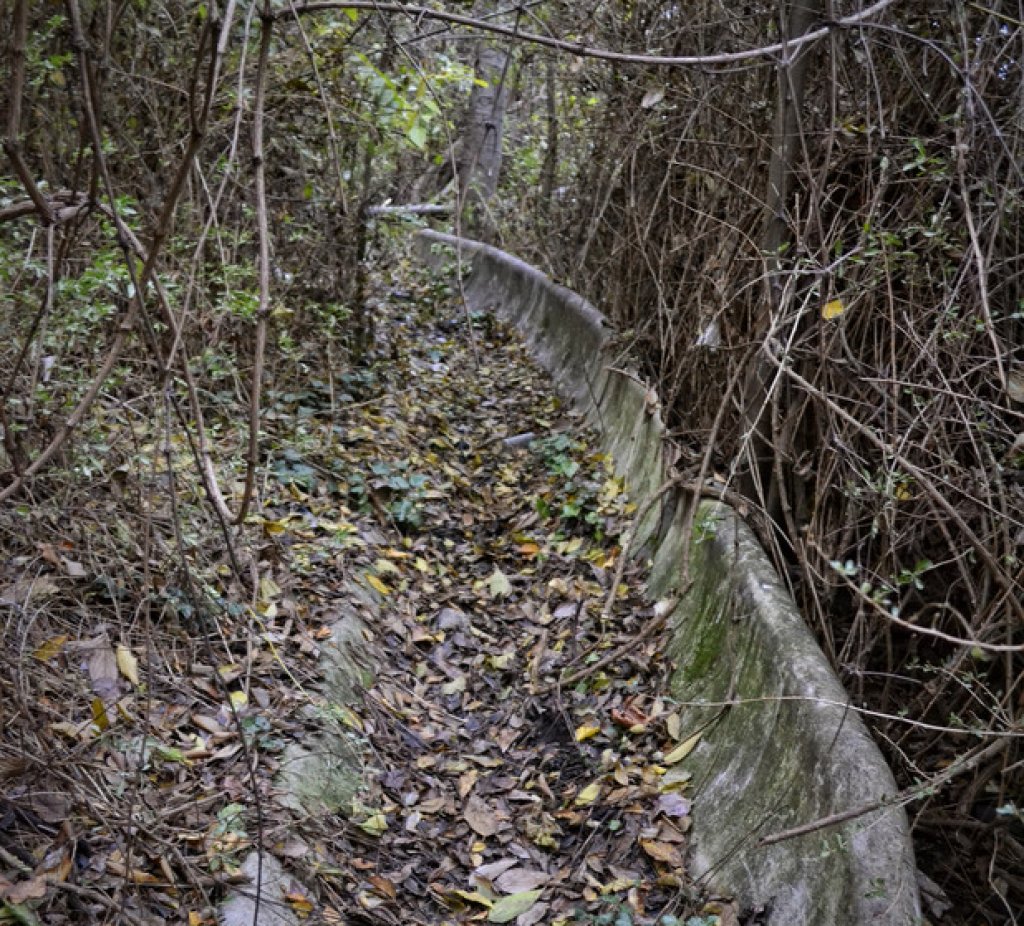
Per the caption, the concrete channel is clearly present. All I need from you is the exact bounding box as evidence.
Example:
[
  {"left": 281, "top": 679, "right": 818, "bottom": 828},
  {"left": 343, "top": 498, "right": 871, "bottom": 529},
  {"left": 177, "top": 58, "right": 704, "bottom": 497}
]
[{"left": 416, "top": 229, "right": 922, "bottom": 926}]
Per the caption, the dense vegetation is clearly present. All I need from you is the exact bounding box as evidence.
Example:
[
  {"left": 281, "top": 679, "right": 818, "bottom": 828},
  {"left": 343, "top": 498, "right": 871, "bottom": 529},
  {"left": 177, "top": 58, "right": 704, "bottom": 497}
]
[{"left": 1, "top": 1, "right": 1021, "bottom": 921}]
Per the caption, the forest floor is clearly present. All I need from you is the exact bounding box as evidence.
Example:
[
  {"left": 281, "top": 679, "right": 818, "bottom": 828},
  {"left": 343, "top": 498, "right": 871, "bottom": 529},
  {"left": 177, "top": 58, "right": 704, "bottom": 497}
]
[{"left": 0, "top": 256, "right": 738, "bottom": 926}]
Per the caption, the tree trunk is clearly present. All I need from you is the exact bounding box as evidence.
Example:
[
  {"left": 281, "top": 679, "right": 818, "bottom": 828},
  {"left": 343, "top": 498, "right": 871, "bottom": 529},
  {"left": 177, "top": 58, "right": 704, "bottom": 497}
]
[
  {"left": 455, "top": 40, "right": 510, "bottom": 235},
  {"left": 740, "top": 0, "right": 823, "bottom": 526},
  {"left": 763, "top": 0, "right": 820, "bottom": 294}
]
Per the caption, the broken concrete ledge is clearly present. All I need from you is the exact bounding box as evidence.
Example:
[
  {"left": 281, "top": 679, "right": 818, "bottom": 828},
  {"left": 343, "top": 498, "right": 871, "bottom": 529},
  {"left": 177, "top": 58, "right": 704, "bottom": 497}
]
[{"left": 416, "top": 229, "right": 921, "bottom": 925}]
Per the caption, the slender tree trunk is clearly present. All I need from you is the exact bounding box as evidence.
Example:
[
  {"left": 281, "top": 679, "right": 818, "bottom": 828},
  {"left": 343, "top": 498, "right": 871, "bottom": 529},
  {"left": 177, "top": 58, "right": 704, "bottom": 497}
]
[
  {"left": 763, "top": 0, "right": 820, "bottom": 294},
  {"left": 740, "top": 0, "right": 822, "bottom": 523},
  {"left": 455, "top": 39, "right": 510, "bottom": 234}
]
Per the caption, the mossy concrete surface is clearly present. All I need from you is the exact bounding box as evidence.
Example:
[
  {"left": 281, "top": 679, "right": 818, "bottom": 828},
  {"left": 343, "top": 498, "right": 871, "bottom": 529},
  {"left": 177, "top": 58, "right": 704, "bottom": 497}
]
[
  {"left": 277, "top": 579, "right": 378, "bottom": 816},
  {"left": 221, "top": 579, "right": 378, "bottom": 926},
  {"left": 418, "top": 229, "right": 921, "bottom": 925}
]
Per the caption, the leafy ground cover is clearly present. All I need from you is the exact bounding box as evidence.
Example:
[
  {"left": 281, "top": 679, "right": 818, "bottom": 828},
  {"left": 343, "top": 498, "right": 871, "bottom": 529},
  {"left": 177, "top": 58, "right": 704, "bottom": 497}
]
[{"left": 0, "top": 259, "right": 738, "bottom": 926}]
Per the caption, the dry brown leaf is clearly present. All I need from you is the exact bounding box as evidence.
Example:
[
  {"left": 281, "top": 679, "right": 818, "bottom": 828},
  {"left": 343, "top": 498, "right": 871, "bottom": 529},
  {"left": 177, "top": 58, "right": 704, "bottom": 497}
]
[
  {"left": 458, "top": 769, "right": 479, "bottom": 800},
  {"left": 32, "top": 635, "right": 67, "bottom": 662},
  {"left": 472, "top": 858, "right": 519, "bottom": 884},
  {"left": 639, "top": 839, "right": 684, "bottom": 868},
  {"left": 79, "top": 634, "right": 119, "bottom": 701},
  {"left": 0, "top": 757, "right": 29, "bottom": 780},
  {"left": 29, "top": 792, "right": 69, "bottom": 824},
  {"left": 516, "top": 902, "right": 550, "bottom": 926},
  {"left": 3, "top": 875, "right": 48, "bottom": 904},
  {"left": 464, "top": 793, "right": 499, "bottom": 837},
  {"left": 368, "top": 874, "right": 397, "bottom": 899},
  {"left": 493, "top": 867, "right": 549, "bottom": 894},
  {"left": 418, "top": 795, "right": 448, "bottom": 814},
  {"left": 0, "top": 577, "right": 58, "bottom": 606}
]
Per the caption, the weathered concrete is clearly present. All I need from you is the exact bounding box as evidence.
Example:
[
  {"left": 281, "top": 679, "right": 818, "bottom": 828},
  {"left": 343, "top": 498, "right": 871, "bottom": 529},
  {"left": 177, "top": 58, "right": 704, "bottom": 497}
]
[
  {"left": 220, "top": 852, "right": 303, "bottom": 926},
  {"left": 221, "top": 579, "right": 379, "bottom": 926},
  {"left": 417, "top": 229, "right": 921, "bottom": 925},
  {"left": 278, "top": 580, "right": 377, "bottom": 815}
]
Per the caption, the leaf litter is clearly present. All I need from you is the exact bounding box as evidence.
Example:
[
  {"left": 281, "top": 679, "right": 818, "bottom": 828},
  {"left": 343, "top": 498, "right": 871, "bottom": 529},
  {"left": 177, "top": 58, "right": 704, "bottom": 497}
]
[{"left": 0, "top": 259, "right": 734, "bottom": 926}]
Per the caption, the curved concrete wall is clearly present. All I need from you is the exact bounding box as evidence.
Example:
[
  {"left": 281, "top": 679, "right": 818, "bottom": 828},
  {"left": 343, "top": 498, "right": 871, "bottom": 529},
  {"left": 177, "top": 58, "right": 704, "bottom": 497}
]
[{"left": 418, "top": 229, "right": 921, "bottom": 925}]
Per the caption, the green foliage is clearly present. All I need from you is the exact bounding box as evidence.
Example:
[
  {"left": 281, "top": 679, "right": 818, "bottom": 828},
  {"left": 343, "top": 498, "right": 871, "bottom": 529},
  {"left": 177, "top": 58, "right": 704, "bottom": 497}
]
[
  {"left": 531, "top": 434, "right": 623, "bottom": 539},
  {"left": 240, "top": 714, "right": 286, "bottom": 753},
  {"left": 207, "top": 803, "right": 248, "bottom": 872},
  {"left": 352, "top": 50, "right": 472, "bottom": 155},
  {"left": 571, "top": 899, "right": 695, "bottom": 926},
  {"left": 347, "top": 458, "right": 429, "bottom": 529},
  {"left": 52, "top": 246, "right": 133, "bottom": 346},
  {"left": 273, "top": 448, "right": 319, "bottom": 492}
]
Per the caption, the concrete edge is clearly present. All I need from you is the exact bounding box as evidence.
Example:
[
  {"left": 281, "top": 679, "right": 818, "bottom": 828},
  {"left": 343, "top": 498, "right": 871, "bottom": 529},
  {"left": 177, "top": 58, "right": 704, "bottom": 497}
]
[
  {"left": 416, "top": 228, "right": 922, "bottom": 925},
  {"left": 220, "top": 575, "right": 381, "bottom": 926}
]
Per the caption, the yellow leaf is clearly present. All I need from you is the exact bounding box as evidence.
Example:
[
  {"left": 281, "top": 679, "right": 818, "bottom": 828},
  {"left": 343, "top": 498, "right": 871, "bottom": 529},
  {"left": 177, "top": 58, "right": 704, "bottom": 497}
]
[
  {"left": 442, "top": 676, "right": 467, "bottom": 695},
  {"left": 51, "top": 720, "right": 90, "bottom": 740},
  {"left": 358, "top": 812, "right": 388, "bottom": 836},
  {"left": 366, "top": 574, "right": 391, "bottom": 596},
  {"left": 453, "top": 889, "right": 493, "bottom": 908},
  {"left": 286, "top": 891, "right": 314, "bottom": 917},
  {"left": 487, "top": 568, "right": 512, "bottom": 598},
  {"left": 822, "top": 298, "right": 845, "bottom": 320},
  {"left": 639, "top": 839, "right": 684, "bottom": 867},
  {"left": 116, "top": 644, "right": 140, "bottom": 686},
  {"left": 33, "top": 635, "right": 68, "bottom": 662},
  {"left": 259, "top": 576, "right": 281, "bottom": 599},
  {"left": 335, "top": 705, "right": 364, "bottom": 731},
  {"left": 229, "top": 690, "right": 248, "bottom": 709},
  {"left": 664, "top": 731, "right": 702, "bottom": 764},
  {"left": 488, "top": 890, "right": 542, "bottom": 923},
  {"left": 574, "top": 781, "right": 602, "bottom": 806},
  {"left": 660, "top": 765, "right": 693, "bottom": 791},
  {"left": 574, "top": 723, "right": 601, "bottom": 742},
  {"left": 91, "top": 697, "right": 110, "bottom": 731}
]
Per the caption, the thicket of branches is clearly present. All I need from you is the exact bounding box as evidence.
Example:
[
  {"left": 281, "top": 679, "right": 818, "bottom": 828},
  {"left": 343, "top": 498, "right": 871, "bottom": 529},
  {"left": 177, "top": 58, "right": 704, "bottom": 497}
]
[{"left": 512, "top": 1, "right": 1023, "bottom": 915}]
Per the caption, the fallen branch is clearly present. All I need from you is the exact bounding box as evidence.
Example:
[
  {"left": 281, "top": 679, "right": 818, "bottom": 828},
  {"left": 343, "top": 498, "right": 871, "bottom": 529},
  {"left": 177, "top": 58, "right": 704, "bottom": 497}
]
[
  {"left": 366, "top": 203, "right": 453, "bottom": 216},
  {"left": 757, "top": 733, "right": 1013, "bottom": 847}
]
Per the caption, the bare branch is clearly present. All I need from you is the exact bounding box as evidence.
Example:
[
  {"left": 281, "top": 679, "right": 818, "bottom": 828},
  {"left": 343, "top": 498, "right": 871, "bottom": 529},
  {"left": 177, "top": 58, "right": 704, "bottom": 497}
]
[{"left": 281, "top": 0, "right": 900, "bottom": 68}]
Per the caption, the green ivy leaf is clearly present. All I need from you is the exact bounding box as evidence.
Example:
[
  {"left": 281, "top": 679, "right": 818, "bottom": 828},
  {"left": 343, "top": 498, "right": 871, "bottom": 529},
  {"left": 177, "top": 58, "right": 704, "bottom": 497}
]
[{"left": 407, "top": 121, "right": 428, "bottom": 150}]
